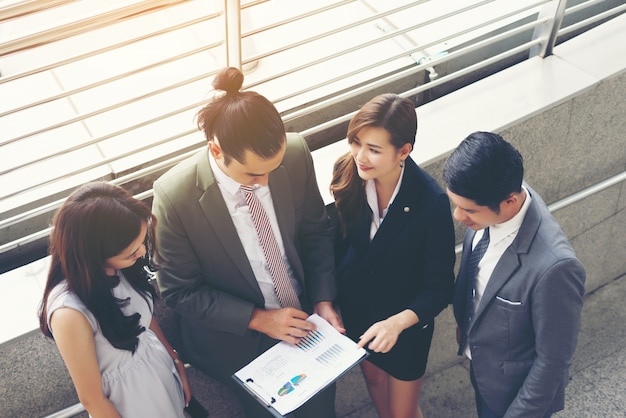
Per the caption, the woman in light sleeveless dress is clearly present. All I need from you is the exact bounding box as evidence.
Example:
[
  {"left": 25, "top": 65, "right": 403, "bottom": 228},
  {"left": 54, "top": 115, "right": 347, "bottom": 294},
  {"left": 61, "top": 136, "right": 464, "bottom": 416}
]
[{"left": 39, "top": 182, "right": 191, "bottom": 417}]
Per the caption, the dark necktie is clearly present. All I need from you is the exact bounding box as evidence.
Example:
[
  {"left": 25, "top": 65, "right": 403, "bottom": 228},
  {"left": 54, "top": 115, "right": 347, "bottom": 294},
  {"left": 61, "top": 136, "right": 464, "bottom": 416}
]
[
  {"left": 240, "top": 185, "right": 301, "bottom": 309},
  {"left": 458, "top": 227, "right": 490, "bottom": 355}
]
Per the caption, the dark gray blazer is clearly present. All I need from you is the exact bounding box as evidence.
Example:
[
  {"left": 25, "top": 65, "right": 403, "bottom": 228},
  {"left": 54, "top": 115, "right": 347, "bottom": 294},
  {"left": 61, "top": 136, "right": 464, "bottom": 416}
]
[
  {"left": 453, "top": 186, "right": 585, "bottom": 417},
  {"left": 152, "top": 133, "right": 336, "bottom": 381}
]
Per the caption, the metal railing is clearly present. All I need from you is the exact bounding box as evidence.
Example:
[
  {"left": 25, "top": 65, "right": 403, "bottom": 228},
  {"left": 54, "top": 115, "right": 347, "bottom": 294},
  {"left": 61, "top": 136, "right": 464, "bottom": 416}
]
[
  {"left": 2, "top": 2, "right": 625, "bottom": 416},
  {"left": 1, "top": 0, "right": 624, "bottom": 256}
]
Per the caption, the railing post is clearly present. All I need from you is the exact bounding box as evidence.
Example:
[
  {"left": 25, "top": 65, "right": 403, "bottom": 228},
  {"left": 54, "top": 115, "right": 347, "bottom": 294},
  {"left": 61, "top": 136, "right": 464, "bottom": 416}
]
[
  {"left": 224, "top": 0, "right": 242, "bottom": 69},
  {"left": 530, "top": 0, "right": 568, "bottom": 58}
]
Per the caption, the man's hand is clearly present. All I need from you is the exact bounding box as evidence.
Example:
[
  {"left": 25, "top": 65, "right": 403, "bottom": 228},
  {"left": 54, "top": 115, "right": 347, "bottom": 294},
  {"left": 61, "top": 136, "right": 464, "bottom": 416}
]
[
  {"left": 314, "top": 301, "right": 346, "bottom": 334},
  {"left": 248, "top": 307, "right": 315, "bottom": 344}
]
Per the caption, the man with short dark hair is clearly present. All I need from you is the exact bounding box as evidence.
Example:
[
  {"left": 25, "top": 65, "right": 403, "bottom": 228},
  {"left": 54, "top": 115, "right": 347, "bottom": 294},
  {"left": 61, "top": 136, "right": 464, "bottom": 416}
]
[{"left": 443, "top": 131, "right": 585, "bottom": 417}]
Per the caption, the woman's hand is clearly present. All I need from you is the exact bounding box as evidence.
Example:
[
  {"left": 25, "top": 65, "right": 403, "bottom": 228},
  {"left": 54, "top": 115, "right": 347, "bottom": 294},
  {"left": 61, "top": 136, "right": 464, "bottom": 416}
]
[{"left": 357, "top": 309, "right": 419, "bottom": 353}]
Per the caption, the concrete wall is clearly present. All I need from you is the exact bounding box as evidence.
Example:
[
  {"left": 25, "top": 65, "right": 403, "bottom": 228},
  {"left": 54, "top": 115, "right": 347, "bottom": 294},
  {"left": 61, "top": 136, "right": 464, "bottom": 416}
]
[
  {"left": 423, "top": 69, "right": 626, "bottom": 292},
  {"left": 420, "top": 68, "right": 626, "bottom": 396},
  {"left": 1, "top": 16, "right": 624, "bottom": 417}
]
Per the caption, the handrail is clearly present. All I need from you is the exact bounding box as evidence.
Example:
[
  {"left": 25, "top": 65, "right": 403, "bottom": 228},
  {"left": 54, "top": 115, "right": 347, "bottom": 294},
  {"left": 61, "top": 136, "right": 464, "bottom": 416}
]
[
  {"left": 293, "top": 18, "right": 544, "bottom": 127},
  {"left": 0, "top": 40, "right": 223, "bottom": 121},
  {"left": 0, "top": 1, "right": 555, "bottom": 201},
  {"left": 0, "top": 147, "right": 201, "bottom": 236},
  {"left": 3, "top": 155, "right": 625, "bottom": 256},
  {"left": 243, "top": 0, "right": 432, "bottom": 69},
  {"left": 558, "top": 3, "right": 626, "bottom": 38},
  {"left": 0, "top": 0, "right": 72, "bottom": 22},
  {"left": 1, "top": 1, "right": 623, "bottom": 253},
  {"left": 453, "top": 171, "right": 626, "bottom": 255},
  {"left": 0, "top": 27, "right": 540, "bottom": 203},
  {"left": 0, "top": 11, "right": 222, "bottom": 84},
  {"left": 273, "top": 1, "right": 548, "bottom": 107},
  {"left": 0, "top": 12, "right": 220, "bottom": 85},
  {"left": 0, "top": 0, "right": 187, "bottom": 56},
  {"left": 41, "top": 402, "right": 85, "bottom": 418}
]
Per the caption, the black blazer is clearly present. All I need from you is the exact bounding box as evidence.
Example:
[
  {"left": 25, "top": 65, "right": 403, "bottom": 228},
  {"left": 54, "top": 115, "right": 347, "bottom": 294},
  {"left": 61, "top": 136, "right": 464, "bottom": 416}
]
[{"left": 333, "top": 156, "right": 455, "bottom": 326}]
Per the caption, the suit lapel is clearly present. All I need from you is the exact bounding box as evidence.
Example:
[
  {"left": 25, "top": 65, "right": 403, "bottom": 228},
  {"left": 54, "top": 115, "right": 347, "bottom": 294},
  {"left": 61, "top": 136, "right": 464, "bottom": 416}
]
[
  {"left": 269, "top": 165, "right": 295, "bottom": 246},
  {"left": 472, "top": 192, "right": 542, "bottom": 325},
  {"left": 346, "top": 212, "right": 371, "bottom": 256},
  {"left": 454, "top": 229, "right": 478, "bottom": 311},
  {"left": 268, "top": 163, "right": 306, "bottom": 282},
  {"left": 367, "top": 159, "right": 421, "bottom": 257},
  {"left": 195, "top": 151, "right": 260, "bottom": 292}
]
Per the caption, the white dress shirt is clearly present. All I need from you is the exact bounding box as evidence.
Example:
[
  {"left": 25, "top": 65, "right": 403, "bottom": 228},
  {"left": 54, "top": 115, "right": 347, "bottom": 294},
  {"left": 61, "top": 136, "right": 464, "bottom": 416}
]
[
  {"left": 365, "top": 164, "right": 405, "bottom": 241},
  {"left": 466, "top": 186, "right": 532, "bottom": 359},
  {"left": 209, "top": 151, "right": 301, "bottom": 309}
]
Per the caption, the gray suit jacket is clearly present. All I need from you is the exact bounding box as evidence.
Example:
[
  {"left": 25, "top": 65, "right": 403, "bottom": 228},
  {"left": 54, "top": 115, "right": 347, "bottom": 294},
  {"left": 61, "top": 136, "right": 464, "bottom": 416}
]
[
  {"left": 453, "top": 186, "right": 585, "bottom": 417},
  {"left": 152, "top": 133, "right": 336, "bottom": 381}
]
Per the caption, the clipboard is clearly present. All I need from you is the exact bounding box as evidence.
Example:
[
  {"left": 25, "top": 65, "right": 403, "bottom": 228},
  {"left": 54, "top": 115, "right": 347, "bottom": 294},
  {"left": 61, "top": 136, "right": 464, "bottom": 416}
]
[{"left": 232, "top": 314, "right": 368, "bottom": 417}]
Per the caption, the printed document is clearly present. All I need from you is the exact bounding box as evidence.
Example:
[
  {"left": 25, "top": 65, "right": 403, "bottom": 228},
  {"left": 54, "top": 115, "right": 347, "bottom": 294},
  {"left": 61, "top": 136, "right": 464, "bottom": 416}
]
[{"left": 233, "top": 314, "right": 368, "bottom": 416}]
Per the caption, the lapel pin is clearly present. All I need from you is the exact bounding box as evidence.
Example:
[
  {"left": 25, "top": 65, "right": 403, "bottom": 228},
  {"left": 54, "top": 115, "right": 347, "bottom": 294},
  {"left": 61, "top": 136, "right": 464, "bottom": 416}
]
[{"left": 404, "top": 206, "right": 410, "bottom": 213}]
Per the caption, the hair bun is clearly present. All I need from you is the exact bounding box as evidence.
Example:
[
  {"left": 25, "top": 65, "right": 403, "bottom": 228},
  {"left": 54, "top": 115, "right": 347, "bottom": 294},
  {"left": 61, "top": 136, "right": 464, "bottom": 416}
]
[{"left": 212, "top": 67, "right": 244, "bottom": 94}]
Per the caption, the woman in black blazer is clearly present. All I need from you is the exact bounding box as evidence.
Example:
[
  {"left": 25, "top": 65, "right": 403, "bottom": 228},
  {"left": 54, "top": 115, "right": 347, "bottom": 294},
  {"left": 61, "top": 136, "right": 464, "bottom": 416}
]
[{"left": 330, "top": 94, "right": 455, "bottom": 418}]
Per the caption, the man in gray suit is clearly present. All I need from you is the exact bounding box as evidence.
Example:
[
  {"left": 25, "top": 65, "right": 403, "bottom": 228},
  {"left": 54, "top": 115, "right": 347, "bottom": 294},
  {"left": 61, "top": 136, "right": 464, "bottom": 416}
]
[
  {"left": 442, "top": 131, "right": 585, "bottom": 417},
  {"left": 152, "top": 67, "right": 342, "bottom": 417}
]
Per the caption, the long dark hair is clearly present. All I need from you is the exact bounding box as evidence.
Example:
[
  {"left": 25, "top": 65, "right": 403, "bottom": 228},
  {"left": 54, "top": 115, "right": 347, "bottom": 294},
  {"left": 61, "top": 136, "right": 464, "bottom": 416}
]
[
  {"left": 38, "top": 182, "right": 158, "bottom": 353},
  {"left": 196, "top": 66, "right": 286, "bottom": 165},
  {"left": 330, "top": 93, "right": 417, "bottom": 234}
]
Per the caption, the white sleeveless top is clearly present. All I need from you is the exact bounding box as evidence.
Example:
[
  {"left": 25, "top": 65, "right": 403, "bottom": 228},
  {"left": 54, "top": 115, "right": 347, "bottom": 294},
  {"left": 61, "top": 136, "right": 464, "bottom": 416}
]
[{"left": 47, "top": 273, "right": 184, "bottom": 417}]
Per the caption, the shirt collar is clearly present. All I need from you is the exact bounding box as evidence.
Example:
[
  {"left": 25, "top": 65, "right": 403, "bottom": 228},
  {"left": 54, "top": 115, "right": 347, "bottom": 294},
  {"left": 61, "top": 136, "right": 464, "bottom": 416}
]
[
  {"left": 365, "top": 163, "right": 405, "bottom": 220},
  {"left": 208, "top": 149, "right": 263, "bottom": 197},
  {"left": 490, "top": 185, "right": 532, "bottom": 244}
]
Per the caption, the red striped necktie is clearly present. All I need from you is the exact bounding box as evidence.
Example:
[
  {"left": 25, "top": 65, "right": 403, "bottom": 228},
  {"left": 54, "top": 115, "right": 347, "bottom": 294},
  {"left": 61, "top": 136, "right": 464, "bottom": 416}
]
[{"left": 240, "top": 185, "right": 301, "bottom": 309}]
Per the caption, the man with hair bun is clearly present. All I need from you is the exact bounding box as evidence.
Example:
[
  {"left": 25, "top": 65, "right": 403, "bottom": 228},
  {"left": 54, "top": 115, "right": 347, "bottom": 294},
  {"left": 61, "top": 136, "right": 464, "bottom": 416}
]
[{"left": 152, "top": 67, "right": 342, "bottom": 418}]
